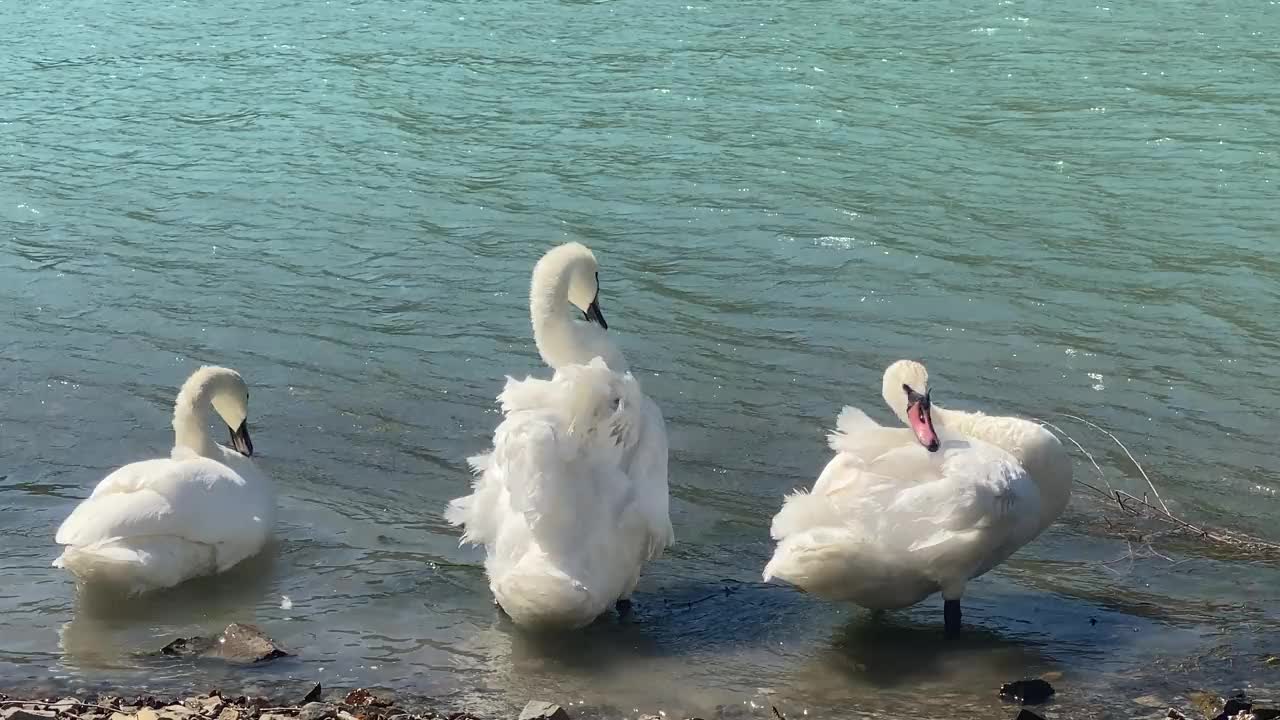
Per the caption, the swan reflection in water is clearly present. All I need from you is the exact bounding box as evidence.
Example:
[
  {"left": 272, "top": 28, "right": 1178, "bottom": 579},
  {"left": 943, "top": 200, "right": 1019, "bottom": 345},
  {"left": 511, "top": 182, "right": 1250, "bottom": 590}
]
[{"left": 57, "top": 548, "right": 278, "bottom": 669}]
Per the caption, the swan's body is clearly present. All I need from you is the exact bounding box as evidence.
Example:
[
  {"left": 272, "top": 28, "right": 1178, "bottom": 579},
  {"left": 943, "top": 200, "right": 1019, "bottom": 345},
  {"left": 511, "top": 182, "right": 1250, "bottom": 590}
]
[
  {"left": 446, "top": 243, "right": 673, "bottom": 629},
  {"left": 53, "top": 366, "right": 272, "bottom": 594},
  {"left": 763, "top": 361, "right": 1071, "bottom": 634}
]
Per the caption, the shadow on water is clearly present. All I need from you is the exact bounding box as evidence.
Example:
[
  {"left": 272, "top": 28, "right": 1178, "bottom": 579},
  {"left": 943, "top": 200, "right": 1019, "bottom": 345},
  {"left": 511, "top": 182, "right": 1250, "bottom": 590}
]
[{"left": 818, "top": 614, "right": 1049, "bottom": 689}]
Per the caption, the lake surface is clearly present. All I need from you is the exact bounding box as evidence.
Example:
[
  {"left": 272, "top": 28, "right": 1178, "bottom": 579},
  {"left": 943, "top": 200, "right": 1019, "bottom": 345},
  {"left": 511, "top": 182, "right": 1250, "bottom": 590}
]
[{"left": 2, "top": 0, "right": 1278, "bottom": 717}]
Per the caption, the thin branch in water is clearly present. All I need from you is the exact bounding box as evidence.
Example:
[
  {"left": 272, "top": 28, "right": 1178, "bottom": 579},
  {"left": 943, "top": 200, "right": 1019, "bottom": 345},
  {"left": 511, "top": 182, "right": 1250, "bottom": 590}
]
[
  {"left": 1058, "top": 413, "right": 1171, "bottom": 515},
  {"left": 1036, "top": 418, "right": 1115, "bottom": 495}
]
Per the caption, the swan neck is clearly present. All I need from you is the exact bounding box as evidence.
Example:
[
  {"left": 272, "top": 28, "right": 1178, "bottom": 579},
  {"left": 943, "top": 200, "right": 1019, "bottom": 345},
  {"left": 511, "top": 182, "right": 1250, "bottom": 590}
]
[
  {"left": 172, "top": 380, "right": 220, "bottom": 458},
  {"left": 530, "top": 264, "right": 577, "bottom": 369}
]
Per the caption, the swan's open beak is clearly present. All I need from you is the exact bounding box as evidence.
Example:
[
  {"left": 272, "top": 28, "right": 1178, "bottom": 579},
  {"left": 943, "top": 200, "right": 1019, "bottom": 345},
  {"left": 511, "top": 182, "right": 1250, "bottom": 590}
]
[
  {"left": 228, "top": 420, "right": 254, "bottom": 457},
  {"left": 584, "top": 295, "right": 608, "bottom": 329},
  {"left": 905, "top": 388, "right": 940, "bottom": 452}
]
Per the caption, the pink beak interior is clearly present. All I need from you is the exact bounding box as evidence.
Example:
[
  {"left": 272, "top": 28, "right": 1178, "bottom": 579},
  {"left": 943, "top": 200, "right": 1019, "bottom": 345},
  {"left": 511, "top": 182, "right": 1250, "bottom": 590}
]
[{"left": 907, "top": 400, "right": 940, "bottom": 452}]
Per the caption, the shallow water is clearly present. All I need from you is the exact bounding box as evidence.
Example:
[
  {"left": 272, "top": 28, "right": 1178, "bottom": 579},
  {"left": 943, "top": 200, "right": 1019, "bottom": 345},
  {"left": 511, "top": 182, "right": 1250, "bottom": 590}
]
[{"left": 2, "top": 0, "right": 1278, "bottom": 716}]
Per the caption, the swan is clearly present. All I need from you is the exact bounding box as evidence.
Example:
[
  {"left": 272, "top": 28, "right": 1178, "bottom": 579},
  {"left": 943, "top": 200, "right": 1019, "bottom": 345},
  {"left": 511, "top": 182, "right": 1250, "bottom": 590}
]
[
  {"left": 446, "top": 242, "right": 673, "bottom": 629},
  {"left": 53, "top": 366, "right": 273, "bottom": 594},
  {"left": 763, "top": 360, "right": 1072, "bottom": 635}
]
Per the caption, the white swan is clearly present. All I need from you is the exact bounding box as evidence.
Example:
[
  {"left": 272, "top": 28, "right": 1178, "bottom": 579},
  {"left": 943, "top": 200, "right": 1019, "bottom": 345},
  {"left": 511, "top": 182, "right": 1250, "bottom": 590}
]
[
  {"left": 763, "top": 360, "right": 1072, "bottom": 635},
  {"left": 446, "top": 242, "right": 673, "bottom": 629},
  {"left": 53, "top": 366, "right": 273, "bottom": 594}
]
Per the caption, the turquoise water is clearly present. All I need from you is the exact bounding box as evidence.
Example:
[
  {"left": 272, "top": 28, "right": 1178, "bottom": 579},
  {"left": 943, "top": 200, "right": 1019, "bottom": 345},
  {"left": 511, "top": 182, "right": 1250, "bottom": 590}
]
[{"left": 2, "top": 0, "right": 1278, "bottom": 716}]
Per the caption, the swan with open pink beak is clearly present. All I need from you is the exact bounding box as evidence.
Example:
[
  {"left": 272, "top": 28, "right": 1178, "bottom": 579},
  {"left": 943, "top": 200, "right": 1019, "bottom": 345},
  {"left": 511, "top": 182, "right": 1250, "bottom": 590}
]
[{"left": 902, "top": 383, "right": 940, "bottom": 452}]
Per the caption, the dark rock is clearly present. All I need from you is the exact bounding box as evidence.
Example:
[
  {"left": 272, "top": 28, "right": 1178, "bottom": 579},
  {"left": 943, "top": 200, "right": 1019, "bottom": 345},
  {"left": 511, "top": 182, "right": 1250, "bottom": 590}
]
[
  {"left": 160, "top": 623, "right": 289, "bottom": 664},
  {"left": 303, "top": 685, "right": 322, "bottom": 704},
  {"left": 517, "top": 702, "right": 570, "bottom": 720},
  {"left": 1015, "top": 711, "right": 1046, "bottom": 720},
  {"left": 1211, "top": 698, "right": 1253, "bottom": 720},
  {"left": 1166, "top": 710, "right": 1187, "bottom": 720},
  {"left": 1224, "top": 699, "right": 1253, "bottom": 715},
  {"left": 999, "top": 679, "right": 1056, "bottom": 705},
  {"left": 1251, "top": 710, "right": 1280, "bottom": 720}
]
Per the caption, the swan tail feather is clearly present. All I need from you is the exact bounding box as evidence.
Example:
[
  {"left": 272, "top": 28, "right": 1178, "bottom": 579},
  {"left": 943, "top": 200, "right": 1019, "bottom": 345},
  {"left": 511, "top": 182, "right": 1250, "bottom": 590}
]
[
  {"left": 769, "top": 489, "right": 844, "bottom": 540},
  {"left": 492, "top": 563, "right": 600, "bottom": 629},
  {"left": 53, "top": 537, "right": 216, "bottom": 594},
  {"left": 763, "top": 526, "right": 869, "bottom": 599},
  {"left": 828, "top": 405, "right": 912, "bottom": 460}
]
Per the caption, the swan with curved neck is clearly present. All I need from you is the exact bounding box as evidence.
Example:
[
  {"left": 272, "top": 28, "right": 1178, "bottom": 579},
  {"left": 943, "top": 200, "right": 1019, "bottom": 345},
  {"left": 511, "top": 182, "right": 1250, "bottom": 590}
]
[
  {"left": 172, "top": 365, "right": 254, "bottom": 460},
  {"left": 53, "top": 365, "right": 272, "bottom": 594},
  {"left": 882, "top": 359, "right": 1073, "bottom": 531},
  {"left": 447, "top": 242, "right": 673, "bottom": 629},
  {"left": 763, "top": 359, "right": 1073, "bottom": 636},
  {"left": 529, "top": 242, "right": 626, "bottom": 372}
]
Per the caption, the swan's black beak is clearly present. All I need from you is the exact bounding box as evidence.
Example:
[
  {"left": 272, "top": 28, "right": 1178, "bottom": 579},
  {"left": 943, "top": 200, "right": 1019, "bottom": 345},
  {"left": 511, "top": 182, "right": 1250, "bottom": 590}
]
[
  {"left": 904, "top": 385, "right": 940, "bottom": 453},
  {"left": 584, "top": 294, "right": 608, "bottom": 329},
  {"left": 228, "top": 420, "right": 254, "bottom": 457}
]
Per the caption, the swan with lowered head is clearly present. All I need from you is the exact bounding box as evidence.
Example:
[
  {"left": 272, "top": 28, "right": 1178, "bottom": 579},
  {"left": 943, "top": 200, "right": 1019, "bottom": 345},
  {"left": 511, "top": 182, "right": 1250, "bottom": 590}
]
[
  {"left": 53, "top": 366, "right": 274, "bottom": 594},
  {"left": 446, "top": 242, "right": 673, "bottom": 629},
  {"left": 763, "top": 360, "right": 1072, "bottom": 635}
]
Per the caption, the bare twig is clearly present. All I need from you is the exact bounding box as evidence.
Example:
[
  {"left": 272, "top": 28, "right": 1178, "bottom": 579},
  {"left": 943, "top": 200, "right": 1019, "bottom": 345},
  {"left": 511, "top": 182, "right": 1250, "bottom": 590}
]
[
  {"left": 1058, "top": 413, "right": 1171, "bottom": 515},
  {"left": 772, "top": 706, "right": 787, "bottom": 720},
  {"left": 1037, "top": 414, "right": 1280, "bottom": 559}
]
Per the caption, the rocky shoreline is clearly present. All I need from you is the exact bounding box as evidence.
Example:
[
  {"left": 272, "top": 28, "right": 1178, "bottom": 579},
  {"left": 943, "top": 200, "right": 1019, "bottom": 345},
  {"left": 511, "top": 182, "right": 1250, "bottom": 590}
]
[
  {"left": 7, "top": 624, "right": 1276, "bottom": 720},
  {"left": 0, "top": 689, "right": 585, "bottom": 720},
  {"left": 5, "top": 686, "right": 1280, "bottom": 720}
]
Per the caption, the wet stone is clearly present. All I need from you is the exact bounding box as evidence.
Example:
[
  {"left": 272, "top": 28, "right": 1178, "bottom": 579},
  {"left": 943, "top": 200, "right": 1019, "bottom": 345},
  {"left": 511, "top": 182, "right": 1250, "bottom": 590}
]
[
  {"left": 1014, "top": 711, "right": 1046, "bottom": 720},
  {"left": 517, "top": 702, "right": 570, "bottom": 720},
  {"left": 1000, "top": 679, "right": 1057, "bottom": 706},
  {"left": 160, "top": 624, "right": 289, "bottom": 664}
]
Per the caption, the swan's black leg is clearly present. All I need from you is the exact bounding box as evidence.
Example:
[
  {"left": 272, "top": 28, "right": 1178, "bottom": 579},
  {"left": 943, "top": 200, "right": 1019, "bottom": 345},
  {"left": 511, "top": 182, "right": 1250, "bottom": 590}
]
[
  {"left": 944, "top": 599, "right": 961, "bottom": 637},
  {"left": 616, "top": 598, "right": 633, "bottom": 617}
]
